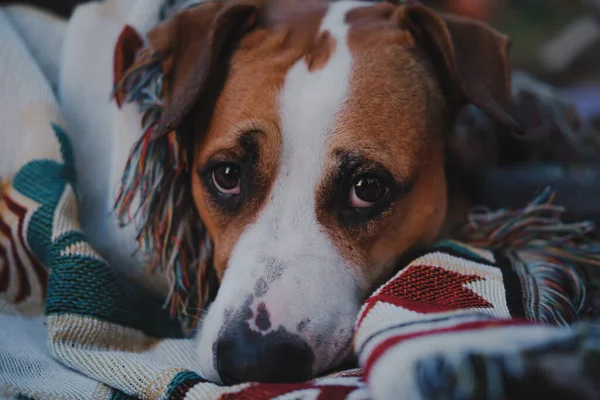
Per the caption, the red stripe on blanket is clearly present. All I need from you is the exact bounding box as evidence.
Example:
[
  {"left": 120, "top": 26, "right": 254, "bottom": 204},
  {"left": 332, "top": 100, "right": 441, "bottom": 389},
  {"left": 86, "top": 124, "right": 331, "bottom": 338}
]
[
  {"left": 0, "top": 214, "right": 27, "bottom": 302},
  {"left": 219, "top": 382, "right": 360, "bottom": 400},
  {"left": 357, "top": 265, "right": 494, "bottom": 326},
  {"left": 363, "top": 319, "right": 533, "bottom": 378},
  {"left": 0, "top": 244, "right": 8, "bottom": 291},
  {"left": 4, "top": 194, "right": 47, "bottom": 298}
]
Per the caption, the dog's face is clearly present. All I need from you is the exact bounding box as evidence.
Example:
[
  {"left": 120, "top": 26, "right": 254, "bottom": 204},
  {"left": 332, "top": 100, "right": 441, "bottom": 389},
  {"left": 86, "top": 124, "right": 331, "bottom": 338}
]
[
  {"left": 116, "top": 0, "right": 522, "bottom": 384},
  {"left": 192, "top": 1, "right": 450, "bottom": 384}
]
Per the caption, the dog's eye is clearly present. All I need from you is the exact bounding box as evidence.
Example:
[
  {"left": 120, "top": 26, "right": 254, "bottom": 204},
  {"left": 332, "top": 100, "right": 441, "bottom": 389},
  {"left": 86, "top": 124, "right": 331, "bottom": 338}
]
[
  {"left": 212, "top": 163, "right": 241, "bottom": 195},
  {"left": 349, "top": 175, "right": 386, "bottom": 208}
]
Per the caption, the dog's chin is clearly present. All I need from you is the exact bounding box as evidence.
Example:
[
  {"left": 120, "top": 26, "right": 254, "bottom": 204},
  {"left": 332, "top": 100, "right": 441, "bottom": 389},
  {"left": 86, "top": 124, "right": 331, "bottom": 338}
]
[{"left": 326, "top": 336, "right": 357, "bottom": 372}]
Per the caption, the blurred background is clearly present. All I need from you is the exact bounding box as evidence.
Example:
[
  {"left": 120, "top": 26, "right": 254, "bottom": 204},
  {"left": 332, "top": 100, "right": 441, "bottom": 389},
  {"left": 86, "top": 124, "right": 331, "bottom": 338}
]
[{"left": 426, "top": 0, "right": 600, "bottom": 129}]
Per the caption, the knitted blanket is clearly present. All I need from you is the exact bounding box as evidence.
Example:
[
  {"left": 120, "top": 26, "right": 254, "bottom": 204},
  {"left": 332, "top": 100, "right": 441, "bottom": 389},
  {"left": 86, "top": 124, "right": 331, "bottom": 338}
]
[{"left": 1, "top": 1, "right": 600, "bottom": 400}]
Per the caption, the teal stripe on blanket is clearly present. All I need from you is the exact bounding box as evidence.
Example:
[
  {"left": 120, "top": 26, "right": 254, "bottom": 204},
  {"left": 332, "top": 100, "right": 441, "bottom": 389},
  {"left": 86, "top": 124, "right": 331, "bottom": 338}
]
[
  {"left": 46, "top": 254, "right": 182, "bottom": 337},
  {"left": 12, "top": 123, "right": 182, "bottom": 338},
  {"left": 12, "top": 125, "right": 76, "bottom": 266},
  {"left": 166, "top": 371, "right": 207, "bottom": 399}
]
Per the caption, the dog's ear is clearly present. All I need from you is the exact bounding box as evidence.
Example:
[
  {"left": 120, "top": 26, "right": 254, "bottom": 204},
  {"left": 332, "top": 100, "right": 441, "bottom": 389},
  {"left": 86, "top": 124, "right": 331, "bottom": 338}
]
[
  {"left": 111, "top": 1, "right": 261, "bottom": 328},
  {"left": 114, "top": 25, "right": 145, "bottom": 107},
  {"left": 149, "top": 0, "right": 261, "bottom": 137},
  {"left": 401, "top": 4, "right": 525, "bottom": 135},
  {"left": 114, "top": 0, "right": 261, "bottom": 136}
]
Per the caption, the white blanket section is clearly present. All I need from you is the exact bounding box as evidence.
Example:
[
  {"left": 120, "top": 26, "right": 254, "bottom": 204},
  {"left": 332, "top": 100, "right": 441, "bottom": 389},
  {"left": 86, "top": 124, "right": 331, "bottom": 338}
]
[{"left": 3, "top": 0, "right": 194, "bottom": 298}]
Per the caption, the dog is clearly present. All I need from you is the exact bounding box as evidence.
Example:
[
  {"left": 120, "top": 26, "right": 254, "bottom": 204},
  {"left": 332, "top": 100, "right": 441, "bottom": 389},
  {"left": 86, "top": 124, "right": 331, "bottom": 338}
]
[{"left": 2, "top": 0, "right": 524, "bottom": 385}]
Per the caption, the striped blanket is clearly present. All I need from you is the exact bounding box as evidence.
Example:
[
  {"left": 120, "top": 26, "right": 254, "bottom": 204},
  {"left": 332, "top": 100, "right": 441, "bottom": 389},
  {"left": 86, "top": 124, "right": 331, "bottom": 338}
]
[{"left": 1, "top": 1, "right": 600, "bottom": 399}]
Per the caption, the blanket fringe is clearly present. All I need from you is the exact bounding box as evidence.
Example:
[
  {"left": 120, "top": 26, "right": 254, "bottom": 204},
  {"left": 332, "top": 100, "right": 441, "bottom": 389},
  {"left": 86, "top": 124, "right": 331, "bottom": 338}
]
[
  {"left": 112, "top": 47, "right": 213, "bottom": 331},
  {"left": 460, "top": 187, "right": 600, "bottom": 325}
]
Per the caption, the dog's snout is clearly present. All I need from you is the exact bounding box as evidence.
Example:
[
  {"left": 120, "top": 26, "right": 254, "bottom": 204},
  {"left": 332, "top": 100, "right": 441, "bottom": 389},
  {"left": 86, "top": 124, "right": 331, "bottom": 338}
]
[{"left": 216, "top": 322, "right": 314, "bottom": 384}]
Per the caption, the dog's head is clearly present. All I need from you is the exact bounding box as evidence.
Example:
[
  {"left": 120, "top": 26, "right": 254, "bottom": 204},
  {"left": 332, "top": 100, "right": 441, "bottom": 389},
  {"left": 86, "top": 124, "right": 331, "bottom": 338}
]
[{"left": 115, "top": 0, "right": 523, "bottom": 384}]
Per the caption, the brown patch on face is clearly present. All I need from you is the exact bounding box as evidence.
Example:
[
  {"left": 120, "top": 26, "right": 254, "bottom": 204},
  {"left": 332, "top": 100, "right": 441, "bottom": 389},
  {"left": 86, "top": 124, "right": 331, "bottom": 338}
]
[
  {"left": 305, "top": 30, "right": 336, "bottom": 72},
  {"left": 316, "top": 4, "right": 449, "bottom": 284},
  {"left": 191, "top": 7, "right": 329, "bottom": 279}
]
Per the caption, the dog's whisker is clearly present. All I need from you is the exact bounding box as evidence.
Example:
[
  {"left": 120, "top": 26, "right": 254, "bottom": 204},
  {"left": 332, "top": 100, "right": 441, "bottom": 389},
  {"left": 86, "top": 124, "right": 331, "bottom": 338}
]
[
  {"left": 241, "top": 111, "right": 260, "bottom": 133},
  {"left": 222, "top": 117, "right": 247, "bottom": 136}
]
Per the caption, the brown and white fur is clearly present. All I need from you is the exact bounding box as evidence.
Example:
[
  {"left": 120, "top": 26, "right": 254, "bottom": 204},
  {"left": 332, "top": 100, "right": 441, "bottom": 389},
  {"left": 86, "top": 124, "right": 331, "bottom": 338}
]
[
  {"left": 2, "top": 0, "right": 524, "bottom": 385},
  {"left": 172, "top": 0, "right": 522, "bottom": 384}
]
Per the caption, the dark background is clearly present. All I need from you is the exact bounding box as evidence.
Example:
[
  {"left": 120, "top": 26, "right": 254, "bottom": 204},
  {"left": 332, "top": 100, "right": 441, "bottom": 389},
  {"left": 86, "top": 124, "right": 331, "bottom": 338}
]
[{"left": 429, "top": 0, "right": 600, "bottom": 127}]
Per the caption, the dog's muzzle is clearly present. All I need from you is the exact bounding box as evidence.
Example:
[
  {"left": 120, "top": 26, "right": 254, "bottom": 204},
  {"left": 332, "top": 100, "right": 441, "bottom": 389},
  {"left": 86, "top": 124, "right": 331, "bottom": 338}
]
[{"left": 216, "top": 320, "right": 314, "bottom": 384}]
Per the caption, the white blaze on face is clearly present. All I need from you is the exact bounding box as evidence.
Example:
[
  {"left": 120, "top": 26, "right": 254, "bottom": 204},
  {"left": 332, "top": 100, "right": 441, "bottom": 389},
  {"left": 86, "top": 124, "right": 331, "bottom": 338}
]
[{"left": 196, "top": 1, "right": 371, "bottom": 382}]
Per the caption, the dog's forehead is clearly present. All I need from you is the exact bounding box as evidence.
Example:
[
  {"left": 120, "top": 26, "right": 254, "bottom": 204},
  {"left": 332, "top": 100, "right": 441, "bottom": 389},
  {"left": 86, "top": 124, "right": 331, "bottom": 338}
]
[
  {"left": 268, "top": 0, "right": 434, "bottom": 179},
  {"left": 202, "top": 1, "right": 390, "bottom": 147}
]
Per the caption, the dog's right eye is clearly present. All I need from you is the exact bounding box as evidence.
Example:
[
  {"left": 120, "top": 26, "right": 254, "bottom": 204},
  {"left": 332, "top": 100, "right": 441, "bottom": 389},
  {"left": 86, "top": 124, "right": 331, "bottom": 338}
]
[
  {"left": 349, "top": 175, "right": 387, "bottom": 208},
  {"left": 212, "top": 163, "right": 241, "bottom": 195}
]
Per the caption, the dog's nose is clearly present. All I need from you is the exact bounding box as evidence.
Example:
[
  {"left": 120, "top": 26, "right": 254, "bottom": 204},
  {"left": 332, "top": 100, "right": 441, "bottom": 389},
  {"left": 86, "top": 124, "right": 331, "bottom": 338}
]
[{"left": 216, "top": 323, "right": 314, "bottom": 384}]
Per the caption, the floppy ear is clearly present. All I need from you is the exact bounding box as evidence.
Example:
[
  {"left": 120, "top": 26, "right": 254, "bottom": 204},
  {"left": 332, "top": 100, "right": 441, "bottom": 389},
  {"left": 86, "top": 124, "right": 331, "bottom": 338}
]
[
  {"left": 114, "top": 0, "right": 261, "bottom": 136},
  {"left": 111, "top": 0, "right": 261, "bottom": 329},
  {"left": 401, "top": 4, "right": 525, "bottom": 135},
  {"left": 113, "top": 25, "right": 145, "bottom": 107},
  {"left": 147, "top": 0, "right": 261, "bottom": 138}
]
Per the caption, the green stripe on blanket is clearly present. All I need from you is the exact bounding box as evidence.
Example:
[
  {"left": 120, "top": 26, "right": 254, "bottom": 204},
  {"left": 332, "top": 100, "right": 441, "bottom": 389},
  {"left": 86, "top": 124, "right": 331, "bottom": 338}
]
[{"left": 10, "top": 123, "right": 182, "bottom": 338}]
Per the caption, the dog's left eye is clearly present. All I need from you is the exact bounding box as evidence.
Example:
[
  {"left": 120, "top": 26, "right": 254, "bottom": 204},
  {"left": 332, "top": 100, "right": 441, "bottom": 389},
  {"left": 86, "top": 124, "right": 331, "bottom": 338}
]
[
  {"left": 349, "top": 175, "right": 387, "bottom": 208},
  {"left": 212, "top": 163, "right": 241, "bottom": 195}
]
